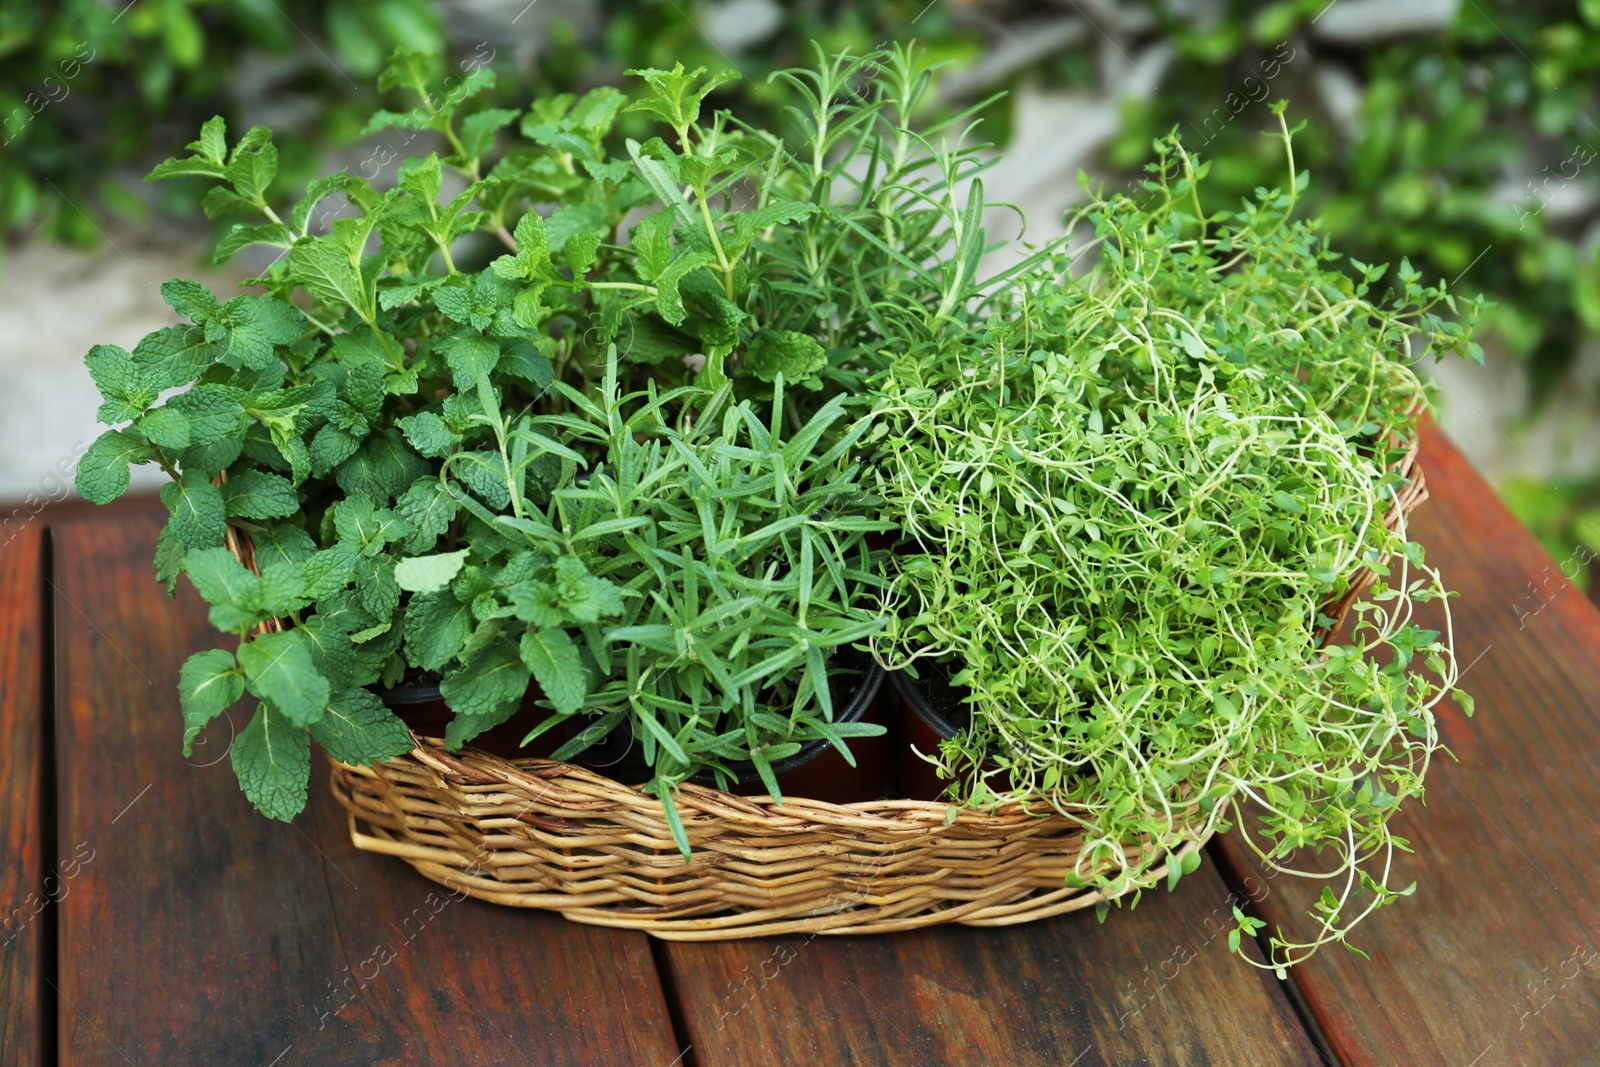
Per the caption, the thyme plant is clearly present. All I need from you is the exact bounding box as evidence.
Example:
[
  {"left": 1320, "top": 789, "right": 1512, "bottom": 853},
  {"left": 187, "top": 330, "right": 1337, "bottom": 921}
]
[{"left": 870, "top": 115, "right": 1483, "bottom": 971}]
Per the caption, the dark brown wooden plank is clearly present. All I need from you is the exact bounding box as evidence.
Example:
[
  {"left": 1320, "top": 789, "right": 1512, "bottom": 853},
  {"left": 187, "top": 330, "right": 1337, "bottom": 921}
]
[
  {"left": 0, "top": 525, "right": 47, "bottom": 1064},
  {"left": 54, "top": 510, "right": 681, "bottom": 1065},
  {"left": 662, "top": 859, "right": 1323, "bottom": 1066},
  {"left": 1213, "top": 428, "right": 1600, "bottom": 1067}
]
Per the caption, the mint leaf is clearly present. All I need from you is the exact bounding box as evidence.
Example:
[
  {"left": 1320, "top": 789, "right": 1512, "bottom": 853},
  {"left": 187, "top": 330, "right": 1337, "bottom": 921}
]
[
  {"left": 440, "top": 634, "right": 530, "bottom": 741},
  {"left": 135, "top": 406, "right": 192, "bottom": 451},
  {"left": 520, "top": 627, "right": 586, "bottom": 714},
  {"left": 238, "top": 628, "right": 331, "bottom": 727},
  {"left": 554, "top": 556, "right": 625, "bottom": 623},
  {"left": 309, "top": 423, "right": 363, "bottom": 477},
  {"left": 437, "top": 334, "right": 501, "bottom": 389},
  {"left": 490, "top": 210, "right": 552, "bottom": 282},
  {"left": 624, "top": 63, "right": 739, "bottom": 131},
  {"left": 397, "top": 411, "right": 461, "bottom": 458},
  {"left": 335, "top": 430, "right": 428, "bottom": 503},
  {"left": 252, "top": 524, "right": 316, "bottom": 567},
  {"left": 298, "top": 615, "right": 356, "bottom": 689},
  {"left": 146, "top": 115, "right": 230, "bottom": 182},
  {"left": 652, "top": 254, "right": 713, "bottom": 327},
  {"left": 160, "top": 470, "right": 228, "bottom": 549},
  {"left": 310, "top": 688, "right": 414, "bottom": 765},
  {"left": 214, "top": 221, "right": 295, "bottom": 264},
  {"left": 357, "top": 556, "right": 401, "bottom": 620},
  {"left": 161, "top": 279, "right": 220, "bottom": 325},
  {"left": 132, "top": 325, "right": 221, "bottom": 389},
  {"left": 222, "top": 469, "right": 299, "bottom": 520},
  {"left": 332, "top": 495, "right": 412, "bottom": 556},
  {"left": 460, "top": 107, "right": 519, "bottom": 160},
  {"left": 182, "top": 546, "right": 269, "bottom": 632},
  {"left": 257, "top": 562, "right": 310, "bottom": 616},
  {"left": 86, "top": 343, "right": 158, "bottom": 424},
  {"left": 226, "top": 129, "right": 277, "bottom": 200},
  {"left": 178, "top": 648, "right": 245, "bottom": 756},
  {"left": 304, "top": 541, "right": 360, "bottom": 598},
  {"left": 154, "top": 526, "right": 188, "bottom": 596},
  {"left": 76, "top": 429, "right": 153, "bottom": 504},
  {"left": 404, "top": 590, "right": 475, "bottom": 671},
  {"left": 231, "top": 702, "right": 310, "bottom": 821},
  {"left": 453, "top": 451, "right": 512, "bottom": 510},
  {"left": 206, "top": 295, "right": 304, "bottom": 368},
  {"left": 170, "top": 385, "right": 249, "bottom": 474},
  {"left": 288, "top": 217, "right": 378, "bottom": 321},
  {"left": 395, "top": 549, "right": 470, "bottom": 594},
  {"left": 395, "top": 477, "right": 459, "bottom": 553},
  {"left": 565, "top": 232, "right": 599, "bottom": 277},
  {"left": 742, "top": 329, "right": 827, "bottom": 384}
]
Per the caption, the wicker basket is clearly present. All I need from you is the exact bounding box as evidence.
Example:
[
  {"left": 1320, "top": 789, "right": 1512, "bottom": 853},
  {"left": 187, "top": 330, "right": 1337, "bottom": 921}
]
[{"left": 227, "top": 444, "right": 1427, "bottom": 939}]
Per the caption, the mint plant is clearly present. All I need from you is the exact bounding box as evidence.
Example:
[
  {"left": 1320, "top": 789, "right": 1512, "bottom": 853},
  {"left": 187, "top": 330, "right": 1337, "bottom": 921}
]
[{"left": 869, "top": 117, "right": 1483, "bottom": 971}]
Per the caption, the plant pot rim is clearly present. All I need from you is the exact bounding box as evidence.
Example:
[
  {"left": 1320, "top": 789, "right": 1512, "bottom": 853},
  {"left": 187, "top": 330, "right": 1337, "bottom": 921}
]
[
  {"left": 889, "top": 658, "right": 971, "bottom": 741},
  {"left": 687, "top": 646, "right": 887, "bottom": 786}
]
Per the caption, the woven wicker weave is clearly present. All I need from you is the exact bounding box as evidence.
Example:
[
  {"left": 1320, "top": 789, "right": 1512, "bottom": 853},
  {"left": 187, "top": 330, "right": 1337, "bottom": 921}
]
[{"left": 228, "top": 443, "right": 1427, "bottom": 938}]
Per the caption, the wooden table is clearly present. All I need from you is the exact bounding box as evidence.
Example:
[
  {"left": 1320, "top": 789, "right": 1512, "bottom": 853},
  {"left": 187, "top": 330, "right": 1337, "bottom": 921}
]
[{"left": 4, "top": 429, "right": 1598, "bottom": 1066}]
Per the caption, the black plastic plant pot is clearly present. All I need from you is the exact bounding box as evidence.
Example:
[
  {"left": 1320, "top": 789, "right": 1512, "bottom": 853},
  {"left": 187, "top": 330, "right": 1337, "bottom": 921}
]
[
  {"left": 372, "top": 678, "right": 628, "bottom": 768},
  {"left": 684, "top": 648, "right": 892, "bottom": 804},
  {"left": 888, "top": 660, "right": 992, "bottom": 801},
  {"left": 889, "top": 658, "right": 973, "bottom": 740}
]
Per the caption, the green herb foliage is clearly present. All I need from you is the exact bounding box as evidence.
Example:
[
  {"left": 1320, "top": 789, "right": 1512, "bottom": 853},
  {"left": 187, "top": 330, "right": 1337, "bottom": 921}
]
[
  {"left": 76, "top": 44, "right": 996, "bottom": 847},
  {"left": 869, "top": 114, "right": 1481, "bottom": 971}
]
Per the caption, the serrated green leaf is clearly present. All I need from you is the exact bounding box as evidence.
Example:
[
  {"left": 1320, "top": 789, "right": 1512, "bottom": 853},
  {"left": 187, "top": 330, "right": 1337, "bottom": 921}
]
[
  {"left": 288, "top": 219, "right": 378, "bottom": 321},
  {"left": 397, "top": 411, "right": 461, "bottom": 458},
  {"left": 742, "top": 329, "right": 827, "bottom": 384},
  {"left": 214, "top": 222, "right": 295, "bottom": 264},
  {"left": 238, "top": 628, "right": 331, "bottom": 727},
  {"left": 257, "top": 561, "right": 309, "bottom": 616},
  {"left": 75, "top": 429, "right": 152, "bottom": 505},
  {"left": 437, "top": 335, "right": 501, "bottom": 389},
  {"left": 460, "top": 107, "right": 519, "bottom": 160},
  {"left": 85, "top": 343, "right": 158, "bottom": 424},
  {"left": 395, "top": 477, "right": 460, "bottom": 553},
  {"left": 404, "top": 590, "right": 475, "bottom": 671},
  {"left": 395, "top": 549, "right": 469, "bottom": 594},
  {"left": 132, "top": 325, "right": 221, "bottom": 390},
  {"left": 222, "top": 469, "right": 299, "bottom": 520},
  {"left": 520, "top": 627, "right": 586, "bottom": 714},
  {"left": 653, "top": 255, "right": 713, "bottom": 326},
  {"left": 357, "top": 556, "right": 401, "bottom": 620},
  {"left": 310, "top": 688, "right": 414, "bottom": 765},
  {"left": 231, "top": 702, "right": 310, "bottom": 821},
  {"left": 160, "top": 470, "right": 228, "bottom": 549},
  {"left": 304, "top": 540, "right": 360, "bottom": 598},
  {"left": 161, "top": 279, "right": 220, "bottom": 325},
  {"left": 179, "top": 648, "right": 244, "bottom": 756},
  {"left": 441, "top": 635, "right": 530, "bottom": 743},
  {"left": 298, "top": 615, "right": 355, "bottom": 690}
]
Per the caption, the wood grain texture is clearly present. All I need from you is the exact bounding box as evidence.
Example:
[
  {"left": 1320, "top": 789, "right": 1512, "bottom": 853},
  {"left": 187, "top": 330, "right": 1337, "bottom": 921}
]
[
  {"left": 661, "top": 858, "right": 1323, "bottom": 1067},
  {"left": 52, "top": 510, "right": 682, "bottom": 1066},
  {"left": 0, "top": 525, "right": 46, "bottom": 1064},
  {"left": 1213, "top": 428, "right": 1600, "bottom": 1067}
]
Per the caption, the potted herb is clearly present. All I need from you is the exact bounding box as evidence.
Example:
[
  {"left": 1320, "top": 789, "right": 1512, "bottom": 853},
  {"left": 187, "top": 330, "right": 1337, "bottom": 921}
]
[
  {"left": 870, "top": 119, "right": 1483, "bottom": 969},
  {"left": 72, "top": 45, "right": 982, "bottom": 837}
]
